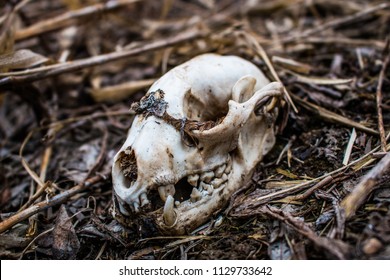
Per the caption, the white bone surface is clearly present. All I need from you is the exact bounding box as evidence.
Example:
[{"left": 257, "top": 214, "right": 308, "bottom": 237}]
[{"left": 112, "top": 53, "right": 282, "bottom": 235}]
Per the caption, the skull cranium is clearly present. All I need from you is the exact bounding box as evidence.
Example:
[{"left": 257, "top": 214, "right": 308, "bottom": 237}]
[{"left": 112, "top": 54, "right": 282, "bottom": 235}]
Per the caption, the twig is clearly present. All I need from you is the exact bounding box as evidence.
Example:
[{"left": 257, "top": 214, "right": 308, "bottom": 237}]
[
  {"left": 15, "top": 0, "right": 141, "bottom": 41},
  {"left": 281, "top": 2, "right": 389, "bottom": 44},
  {"left": 18, "top": 227, "right": 54, "bottom": 260},
  {"left": 341, "top": 152, "right": 390, "bottom": 219},
  {"left": 232, "top": 136, "right": 390, "bottom": 215},
  {"left": 259, "top": 205, "right": 350, "bottom": 259},
  {"left": 284, "top": 176, "right": 334, "bottom": 201},
  {"left": 376, "top": 40, "right": 390, "bottom": 152},
  {"left": 0, "top": 28, "right": 206, "bottom": 86},
  {"left": 0, "top": 175, "right": 104, "bottom": 234},
  {"left": 292, "top": 94, "right": 379, "bottom": 136}
]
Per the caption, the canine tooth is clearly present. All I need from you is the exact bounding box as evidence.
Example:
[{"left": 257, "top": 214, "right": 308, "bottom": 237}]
[
  {"left": 158, "top": 184, "right": 175, "bottom": 201},
  {"left": 190, "top": 187, "right": 202, "bottom": 202},
  {"left": 175, "top": 201, "right": 180, "bottom": 207},
  {"left": 187, "top": 174, "right": 199, "bottom": 187},
  {"left": 163, "top": 195, "right": 176, "bottom": 227},
  {"left": 200, "top": 171, "right": 214, "bottom": 183},
  {"left": 140, "top": 193, "right": 149, "bottom": 206},
  {"left": 214, "top": 164, "right": 226, "bottom": 178},
  {"left": 117, "top": 201, "right": 130, "bottom": 216},
  {"left": 133, "top": 202, "right": 140, "bottom": 212}
]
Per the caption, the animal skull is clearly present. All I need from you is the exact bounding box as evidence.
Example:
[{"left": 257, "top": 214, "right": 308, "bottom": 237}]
[{"left": 112, "top": 54, "right": 282, "bottom": 235}]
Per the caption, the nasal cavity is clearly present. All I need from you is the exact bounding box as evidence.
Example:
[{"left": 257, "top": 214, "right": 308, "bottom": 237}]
[{"left": 116, "top": 146, "right": 138, "bottom": 183}]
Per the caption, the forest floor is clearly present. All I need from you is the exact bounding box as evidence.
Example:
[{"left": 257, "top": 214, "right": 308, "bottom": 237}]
[{"left": 0, "top": 0, "right": 389, "bottom": 259}]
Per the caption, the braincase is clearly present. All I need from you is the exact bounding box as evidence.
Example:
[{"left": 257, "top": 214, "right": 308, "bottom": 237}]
[{"left": 177, "top": 54, "right": 268, "bottom": 122}]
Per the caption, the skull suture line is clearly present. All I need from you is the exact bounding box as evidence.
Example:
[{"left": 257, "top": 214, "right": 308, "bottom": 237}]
[{"left": 112, "top": 54, "right": 282, "bottom": 235}]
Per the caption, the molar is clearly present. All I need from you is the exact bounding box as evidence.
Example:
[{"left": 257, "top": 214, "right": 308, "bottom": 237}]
[
  {"left": 210, "top": 177, "right": 225, "bottom": 189},
  {"left": 204, "top": 184, "right": 213, "bottom": 195},
  {"left": 200, "top": 171, "right": 214, "bottom": 183},
  {"left": 214, "top": 164, "right": 226, "bottom": 178}
]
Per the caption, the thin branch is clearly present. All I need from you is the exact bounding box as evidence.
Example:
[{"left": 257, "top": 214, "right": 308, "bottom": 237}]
[
  {"left": 341, "top": 152, "right": 390, "bottom": 219},
  {"left": 376, "top": 40, "right": 389, "bottom": 152},
  {"left": 292, "top": 94, "right": 379, "bottom": 136},
  {"left": 15, "top": 0, "right": 141, "bottom": 41},
  {"left": 0, "top": 175, "right": 104, "bottom": 234},
  {"left": 0, "top": 28, "right": 206, "bottom": 86},
  {"left": 281, "top": 2, "right": 389, "bottom": 44}
]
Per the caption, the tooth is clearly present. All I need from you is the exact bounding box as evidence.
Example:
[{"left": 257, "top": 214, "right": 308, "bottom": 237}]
[
  {"left": 225, "top": 157, "right": 232, "bottom": 174},
  {"left": 158, "top": 184, "right": 175, "bottom": 201},
  {"left": 140, "top": 193, "right": 149, "bottom": 206},
  {"left": 133, "top": 202, "right": 140, "bottom": 212},
  {"left": 205, "top": 184, "right": 213, "bottom": 195},
  {"left": 175, "top": 201, "right": 181, "bottom": 207},
  {"left": 199, "top": 181, "right": 213, "bottom": 194},
  {"left": 200, "top": 171, "right": 214, "bottom": 183},
  {"left": 221, "top": 173, "right": 228, "bottom": 182},
  {"left": 214, "top": 164, "right": 226, "bottom": 178},
  {"left": 199, "top": 181, "right": 208, "bottom": 191},
  {"left": 163, "top": 195, "right": 176, "bottom": 227},
  {"left": 187, "top": 174, "right": 199, "bottom": 187},
  {"left": 190, "top": 187, "right": 202, "bottom": 202},
  {"left": 211, "top": 178, "right": 224, "bottom": 189}
]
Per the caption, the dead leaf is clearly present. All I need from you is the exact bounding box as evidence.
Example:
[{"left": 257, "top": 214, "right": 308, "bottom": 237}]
[
  {"left": 0, "top": 49, "right": 49, "bottom": 71},
  {"left": 52, "top": 205, "right": 80, "bottom": 260}
]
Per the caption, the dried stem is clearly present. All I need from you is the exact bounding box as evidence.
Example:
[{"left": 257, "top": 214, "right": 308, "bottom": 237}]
[
  {"left": 292, "top": 94, "right": 379, "bottom": 136},
  {"left": 259, "top": 205, "right": 350, "bottom": 259},
  {"left": 281, "top": 2, "right": 389, "bottom": 44},
  {"left": 341, "top": 152, "right": 390, "bottom": 219},
  {"left": 0, "top": 28, "right": 206, "bottom": 86},
  {"left": 376, "top": 41, "right": 389, "bottom": 152},
  {"left": 0, "top": 175, "right": 104, "bottom": 234},
  {"left": 15, "top": 0, "right": 141, "bottom": 41}
]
